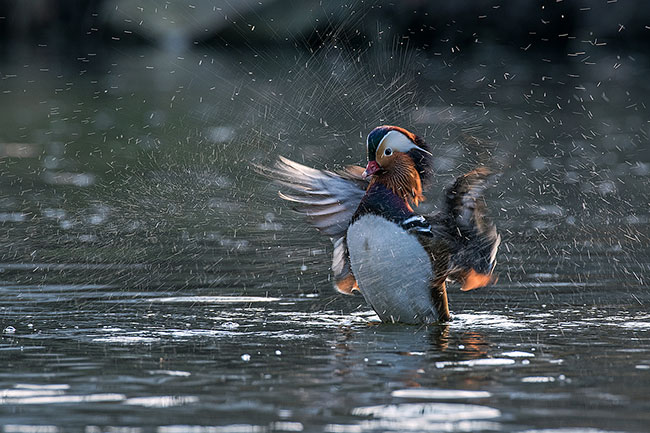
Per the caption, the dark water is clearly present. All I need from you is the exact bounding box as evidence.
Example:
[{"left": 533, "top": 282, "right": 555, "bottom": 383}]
[{"left": 1, "top": 41, "right": 649, "bottom": 432}]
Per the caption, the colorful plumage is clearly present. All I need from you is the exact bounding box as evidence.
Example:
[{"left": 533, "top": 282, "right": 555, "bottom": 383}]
[{"left": 263, "top": 125, "right": 500, "bottom": 324}]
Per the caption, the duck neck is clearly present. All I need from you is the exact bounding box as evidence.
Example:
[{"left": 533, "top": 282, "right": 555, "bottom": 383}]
[{"left": 370, "top": 155, "right": 425, "bottom": 209}]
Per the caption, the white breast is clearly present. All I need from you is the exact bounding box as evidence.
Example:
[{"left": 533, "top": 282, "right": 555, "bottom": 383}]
[{"left": 346, "top": 214, "right": 438, "bottom": 324}]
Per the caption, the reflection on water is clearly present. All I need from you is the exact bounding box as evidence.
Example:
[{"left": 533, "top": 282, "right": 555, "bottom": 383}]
[
  {"left": 391, "top": 389, "right": 493, "bottom": 399},
  {"left": 0, "top": 29, "right": 649, "bottom": 433},
  {"left": 350, "top": 402, "right": 501, "bottom": 431},
  {"left": 2, "top": 284, "right": 650, "bottom": 431}
]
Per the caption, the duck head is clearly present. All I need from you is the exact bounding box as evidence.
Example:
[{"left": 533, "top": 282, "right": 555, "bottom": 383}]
[{"left": 363, "top": 125, "right": 433, "bottom": 207}]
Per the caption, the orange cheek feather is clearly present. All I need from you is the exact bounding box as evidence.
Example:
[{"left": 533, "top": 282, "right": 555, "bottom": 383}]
[
  {"left": 375, "top": 153, "right": 424, "bottom": 207},
  {"left": 460, "top": 269, "right": 497, "bottom": 291}
]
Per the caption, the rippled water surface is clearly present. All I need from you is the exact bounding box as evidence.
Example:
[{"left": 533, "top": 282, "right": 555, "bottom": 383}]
[{"left": 1, "top": 39, "right": 649, "bottom": 432}]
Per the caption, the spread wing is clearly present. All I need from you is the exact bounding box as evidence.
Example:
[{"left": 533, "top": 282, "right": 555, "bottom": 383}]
[
  {"left": 435, "top": 167, "right": 501, "bottom": 291},
  {"left": 258, "top": 156, "right": 367, "bottom": 294}
]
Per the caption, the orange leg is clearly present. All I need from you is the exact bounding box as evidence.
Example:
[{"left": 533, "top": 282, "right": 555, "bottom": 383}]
[{"left": 431, "top": 280, "right": 450, "bottom": 322}]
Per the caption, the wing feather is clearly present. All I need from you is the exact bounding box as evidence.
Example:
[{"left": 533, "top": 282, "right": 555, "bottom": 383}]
[
  {"left": 257, "top": 156, "right": 366, "bottom": 294},
  {"left": 440, "top": 168, "right": 501, "bottom": 290}
]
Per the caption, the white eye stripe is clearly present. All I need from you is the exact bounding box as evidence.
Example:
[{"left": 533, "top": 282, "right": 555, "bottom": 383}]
[
  {"left": 378, "top": 130, "right": 412, "bottom": 153},
  {"left": 377, "top": 130, "right": 432, "bottom": 157}
]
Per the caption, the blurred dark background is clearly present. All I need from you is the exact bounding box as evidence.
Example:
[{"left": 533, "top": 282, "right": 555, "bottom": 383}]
[
  {"left": 1, "top": 0, "right": 650, "bottom": 54},
  {"left": 0, "top": 0, "right": 649, "bottom": 286}
]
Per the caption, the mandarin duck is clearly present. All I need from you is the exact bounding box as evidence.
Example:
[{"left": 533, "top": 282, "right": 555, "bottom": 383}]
[{"left": 266, "top": 125, "right": 500, "bottom": 324}]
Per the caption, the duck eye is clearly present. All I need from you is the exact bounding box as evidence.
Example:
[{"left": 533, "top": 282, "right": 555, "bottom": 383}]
[{"left": 384, "top": 148, "right": 392, "bottom": 156}]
